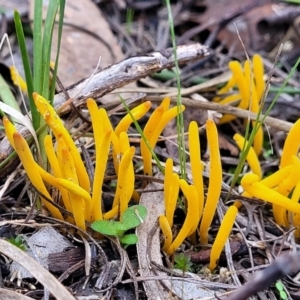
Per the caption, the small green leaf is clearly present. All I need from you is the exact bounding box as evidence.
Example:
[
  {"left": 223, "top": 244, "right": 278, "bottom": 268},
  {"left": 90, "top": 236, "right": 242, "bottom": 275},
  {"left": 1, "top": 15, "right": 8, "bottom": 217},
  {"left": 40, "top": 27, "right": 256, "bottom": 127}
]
[
  {"left": 120, "top": 234, "right": 138, "bottom": 245},
  {"left": 121, "top": 205, "right": 147, "bottom": 230},
  {"left": 280, "top": 291, "right": 287, "bottom": 300},
  {"left": 91, "top": 220, "right": 126, "bottom": 236},
  {"left": 275, "top": 281, "right": 283, "bottom": 291}
]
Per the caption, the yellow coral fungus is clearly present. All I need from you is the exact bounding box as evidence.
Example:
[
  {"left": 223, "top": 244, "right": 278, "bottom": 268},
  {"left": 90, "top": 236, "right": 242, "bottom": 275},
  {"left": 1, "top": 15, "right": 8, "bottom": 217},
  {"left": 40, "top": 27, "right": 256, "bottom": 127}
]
[
  {"left": 241, "top": 174, "right": 300, "bottom": 215},
  {"left": 159, "top": 215, "right": 173, "bottom": 252},
  {"left": 188, "top": 121, "right": 204, "bottom": 216},
  {"left": 166, "top": 181, "right": 199, "bottom": 255},
  {"left": 87, "top": 98, "right": 112, "bottom": 221},
  {"left": 199, "top": 119, "right": 222, "bottom": 244},
  {"left": 10, "top": 66, "right": 27, "bottom": 93},
  {"left": 141, "top": 106, "right": 164, "bottom": 176},
  {"left": 12, "top": 132, "right": 63, "bottom": 220},
  {"left": 112, "top": 144, "right": 136, "bottom": 216},
  {"left": 115, "top": 101, "right": 152, "bottom": 137},
  {"left": 209, "top": 206, "right": 237, "bottom": 271},
  {"left": 44, "top": 135, "right": 72, "bottom": 213},
  {"left": 280, "top": 118, "right": 300, "bottom": 168},
  {"left": 33, "top": 92, "right": 90, "bottom": 192},
  {"left": 141, "top": 102, "right": 185, "bottom": 176},
  {"left": 233, "top": 133, "right": 262, "bottom": 179}
]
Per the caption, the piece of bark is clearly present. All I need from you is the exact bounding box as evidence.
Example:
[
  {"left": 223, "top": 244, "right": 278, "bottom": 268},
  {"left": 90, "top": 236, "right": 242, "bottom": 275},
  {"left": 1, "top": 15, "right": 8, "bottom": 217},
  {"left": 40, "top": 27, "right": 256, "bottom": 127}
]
[{"left": 48, "top": 247, "right": 85, "bottom": 273}]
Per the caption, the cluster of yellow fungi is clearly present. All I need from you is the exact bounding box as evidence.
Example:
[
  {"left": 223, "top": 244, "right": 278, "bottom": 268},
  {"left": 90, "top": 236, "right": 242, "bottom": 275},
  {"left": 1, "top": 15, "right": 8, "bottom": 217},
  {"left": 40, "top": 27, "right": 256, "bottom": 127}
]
[
  {"left": 159, "top": 118, "right": 239, "bottom": 273},
  {"left": 5, "top": 53, "right": 300, "bottom": 272},
  {"left": 3, "top": 94, "right": 184, "bottom": 232}
]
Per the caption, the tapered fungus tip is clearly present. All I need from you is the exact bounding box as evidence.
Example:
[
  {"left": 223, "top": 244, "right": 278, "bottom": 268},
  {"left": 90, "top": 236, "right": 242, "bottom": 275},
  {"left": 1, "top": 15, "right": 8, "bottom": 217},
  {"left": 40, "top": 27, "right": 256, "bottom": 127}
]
[
  {"left": 241, "top": 173, "right": 260, "bottom": 186},
  {"left": 12, "top": 132, "right": 22, "bottom": 141}
]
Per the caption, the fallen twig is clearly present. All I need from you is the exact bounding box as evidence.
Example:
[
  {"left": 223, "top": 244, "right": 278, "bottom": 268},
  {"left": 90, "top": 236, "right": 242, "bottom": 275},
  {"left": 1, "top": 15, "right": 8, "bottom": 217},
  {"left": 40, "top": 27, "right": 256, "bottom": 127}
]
[
  {"left": 225, "top": 253, "right": 300, "bottom": 300},
  {"left": 0, "top": 44, "right": 208, "bottom": 177}
]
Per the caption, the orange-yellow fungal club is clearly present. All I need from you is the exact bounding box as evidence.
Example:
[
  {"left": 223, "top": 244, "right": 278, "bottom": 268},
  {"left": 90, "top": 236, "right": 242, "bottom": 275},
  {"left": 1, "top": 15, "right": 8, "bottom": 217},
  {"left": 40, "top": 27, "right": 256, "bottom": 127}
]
[
  {"left": 115, "top": 101, "right": 152, "bottom": 137},
  {"left": 118, "top": 132, "right": 135, "bottom": 202},
  {"left": 141, "top": 104, "right": 185, "bottom": 176},
  {"left": 113, "top": 146, "right": 135, "bottom": 216},
  {"left": 97, "top": 106, "right": 120, "bottom": 157},
  {"left": 166, "top": 182, "right": 199, "bottom": 255},
  {"left": 160, "top": 97, "right": 171, "bottom": 112},
  {"left": 243, "top": 60, "right": 264, "bottom": 156},
  {"left": 165, "top": 173, "right": 180, "bottom": 228},
  {"left": 10, "top": 66, "right": 27, "bottom": 93},
  {"left": 292, "top": 179, "right": 300, "bottom": 237},
  {"left": 150, "top": 105, "right": 186, "bottom": 147},
  {"left": 241, "top": 174, "right": 300, "bottom": 215},
  {"left": 58, "top": 140, "right": 91, "bottom": 222},
  {"left": 273, "top": 156, "right": 300, "bottom": 227},
  {"left": 87, "top": 98, "right": 112, "bottom": 221},
  {"left": 12, "top": 132, "right": 63, "bottom": 220},
  {"left": 217, "top": 74, "right": 236, "bottom": 95},
  {"left": 179, "top": 180, "right": 200, "bottom": 236},
  {"left": 280, "top": 118, "right": 300, "bottom": 168},
  {"left": 159, "top": 215, "right": 173, "bottom": 252},
  {"left": 44, "top": 135, "right": 72, "bottom": 213},
  {"left": 233, "top": 133, "right": 262, "bottom": 179},
  {"left": 56, "top": 178, "right": 86, "bottom": 230},
  {"left": 55, "top": 178, "right": 91, "bottom": 204},
  {"left": 33, "top": 92, "right": 90, "bottom": 192},
  {"left": 58, "top": 144, "right": 91, "bottom": 226},
  {"left": 3, "top": 117, "right": 17, "bottom": 149},
  {"left": 276, "top": 156, "right": 300, "bottom": 197},
  {"left": 216, "top": 94, "right": 241, "bottom": 105},
  {"left": 91, "top": 130, "right": 112, "bottom": 221},
  {"left": 218, "top": 61, "right": 250, "bottom": 124},
  {"left": 103, "top": 205, "right": 119, "bottom": 220},
  {"left": 189, "top": 121, "right": 204, "bottom": 217},
  {"left": 36, "top": 164, "right": 62, "bottom": 189},
  {"left": 141, "top": 106, "right": 164, "bottom": 176},
  {"left": 200, "top": 119, "right": 222, "bottom": 244},
  {"left": 253, "top": 54, "right": 265, "bottom": 102},
  {"left": 87, "top": 99, "right": 105, "bottom": 137},
  {"left": 259, "top": 165, "right": 294, "bottom": 188},
  {"left": 209, "top": 206, "right": 238, "bottom": 271},
  {"left": 164, "top": 158, "right": 173, "bottom": 211},
  {"left": 200, "top": 119, "right": 222, "bottom": 245}
]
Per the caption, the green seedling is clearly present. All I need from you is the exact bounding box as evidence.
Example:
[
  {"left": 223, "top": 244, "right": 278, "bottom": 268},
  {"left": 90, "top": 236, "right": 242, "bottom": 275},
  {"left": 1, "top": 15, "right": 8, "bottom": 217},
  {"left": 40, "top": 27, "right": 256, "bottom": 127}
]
[
  {"left": 275, "top": 281, "right": 288, "bottom": 300},
  {"left": 7, "top": 235, "right": 26, "bottom": 251},
  {"left": 174, "top": 253, "right": 193, "bottom": 273},
  {"left": 91, "top": 205, "right": 147, "bottom": 246}
]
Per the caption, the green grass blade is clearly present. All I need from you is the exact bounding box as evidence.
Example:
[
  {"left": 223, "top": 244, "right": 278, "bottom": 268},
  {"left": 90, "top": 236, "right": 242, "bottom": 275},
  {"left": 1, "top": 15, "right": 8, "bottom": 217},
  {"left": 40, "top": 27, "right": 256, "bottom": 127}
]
[
  {"left": 14, "top": 10, "right": 38, "bottom": 129},
  {"left": 41, "top": 0, "right": 60, "bottom": 101},
  {"left": 49, "top": 0, "right": 65, "bottom": 103},
  {"left": 33, "top": 0, "right": 43, "bottom": 94},
  {"left": 165, "top": 0, "right": 186, "bottom": 180}
]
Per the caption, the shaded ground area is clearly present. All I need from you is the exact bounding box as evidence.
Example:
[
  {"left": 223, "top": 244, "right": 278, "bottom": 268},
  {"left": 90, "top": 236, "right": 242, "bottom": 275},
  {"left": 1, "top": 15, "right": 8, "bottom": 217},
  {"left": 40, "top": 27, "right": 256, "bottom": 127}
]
[{"left": 1, "top": 0, "right": 300, "bottom": 299}]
